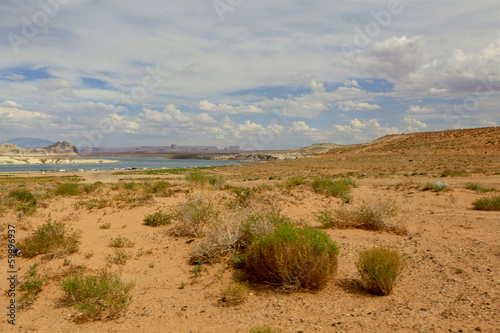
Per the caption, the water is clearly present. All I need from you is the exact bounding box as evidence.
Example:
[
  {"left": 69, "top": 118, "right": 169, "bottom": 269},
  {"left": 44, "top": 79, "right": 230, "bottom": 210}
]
[{"left": 0, "top": 156, "right": 252, "bottom": 173}]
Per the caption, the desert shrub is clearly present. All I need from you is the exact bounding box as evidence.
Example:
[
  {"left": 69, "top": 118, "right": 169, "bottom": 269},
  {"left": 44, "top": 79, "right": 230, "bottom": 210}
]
[
  {"left": 75, "top": 198, "right": 111, "bottom": 210},
  {"left": 109, "top": 236, "right": 135, "bottom": 248},
  {"left": 18, "top": 220, "right": 81, "bottom": 258},
  {"left": 143, "top": 181, "right": 171, "bottom": 195},
  {"left": 311, "top": 176, "right": 354, "bottom": 203},
  {"left": 422, "top": 181, "right": 449, "bottom": 192},
  {"left": 356, "top": 200, "right": 398, "bottom": 230},
  {"left": 19, "top": 263, "right": 44, "bottom": 306},
  {"left": 186, "top": 170, "right": 208, "bottom": 186},
  {"left": 440, "top": 169, "right": 468, "bottom": 177},
  {"left": 81, "top": 183, "right": 101, "bottom": 194},
  {"left": 315, "top": 209, "right": 336, "bottom": 228},
  {"left": 99, "top": 223, "right": 111, "bottom": 229},
  {"left": 172, "top": 193, "right": 219, "bottom": 237},
  {"left": 9, "top": 189, "right": 36, "bottom": 204},
  {"left": 327, "top": 200, "right": 405, "bottom": 234},
  {"left": 143, "top": 210, "right": 172, "bottom": 227},
  {"left": 232, "top": 186, "right": 256, "bottom": 207},
  {"left": 54, "top": 183, "right": 80, "bottom": 196},
  {"left": 285, "top": 176, "right": 308, "bottom": 188},
  {"left": 249, "top": 326, "right": 282, "bottom": 333},
  {"left": 106, "top": 248, "right": 131, "bottom": 265},
  {"left": 472, "top": 194, "right": 500, "bottom": 211},
  {"left": 189, "top": 218, "right": 242, "bottom": 264},
  {"left": 208, "top": 175, "right": 226, "bottom": 190},
  {"left": 356, "top": 247, "right": 406, "bottom": 296},
  {"left": 61, "top": 270, "right": 134, "bottom": 321},
  {"left": 464, "top": 182, "right": 496, "bottom": 193},
  {"left": 9, "top": 189, "right": 37, "bottom": 215},
  {"left": 246, "top": 224, "right": 339, "bottom": 290},
  {"left": 219, "top": 281, "right": 248, "bottom": 306},
  {"left": 239, "top": 208, "right": 292, "bottom": 248}
]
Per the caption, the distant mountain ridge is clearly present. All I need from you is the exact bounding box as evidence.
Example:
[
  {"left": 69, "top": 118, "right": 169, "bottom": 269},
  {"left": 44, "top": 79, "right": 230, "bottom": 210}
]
[
  {"left": 4, "top": 138, "right": 54, "bottom": 149},
  {"left": 0, "top": 141, "right": 79, "bottom": 156}
]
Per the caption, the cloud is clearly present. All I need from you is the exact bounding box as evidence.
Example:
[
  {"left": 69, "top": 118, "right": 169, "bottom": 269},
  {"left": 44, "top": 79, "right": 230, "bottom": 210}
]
[
  {"left": 336, "top": 100, "right": 381, "bottom": 111},
  {"left": 349, "top": 36, "right": 427, "bottom": 81},
  {"left": 400, "top": 117, "right": 427, "bottom": 132},
  {"left": 199, "top": 100, "right": 265, "bottom": 115},
  {"left": 0, "top": 100, "right": 22, "bottom": 108},
  {"left": 5, "top": 74, "right": 25, "bottom": 80}
]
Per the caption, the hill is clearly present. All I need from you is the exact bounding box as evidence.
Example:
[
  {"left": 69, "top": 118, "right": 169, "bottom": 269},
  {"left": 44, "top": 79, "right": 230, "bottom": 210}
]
[
  {"left": 327, "top": 127, "right": 500, "bottom": 156},
  {"left": 4, "top": 138, "right": 54, "bottom": 149},
  {"left": 0, "top": 141, "right": 79, "bottom": 156}
]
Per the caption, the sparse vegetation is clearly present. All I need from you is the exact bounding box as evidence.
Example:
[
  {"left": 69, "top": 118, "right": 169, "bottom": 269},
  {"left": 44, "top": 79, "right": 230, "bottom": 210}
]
[
  {"left": 106, "top": 248, "right": 131, "bottom": 265},
  {"left": 440, "top": 169, "right": 468, "bottom": 177},
  {"left": 246, "top": 223, "right": 339, "bottom": 291},
  {"left": 472, "top": 194, "right": 500, "bottom": 211},
  {"left": 285, "top": 176, "right": 308, "bottom": 188},
  {"left": 61, "top": 270, "right": 134, "bottom": 321},
  {"left": 109, "top": 236, "right": 135, "bottom": 248},
  {"left": 219, "top": 281, "right": 248, "bottom": 306},
  {"left": 356, "top": 247, "right": 406, "bottom": 296},
  {"left": 54, "top": 183, "right": 81, "bottom": 196},
  {"left": 311, "top": 176, "right": 354, "bottom": 203},
  {"left": 249, "top": 326, "right": 282, "bottom": 333},
  {"left": 19, "top": 263, "right": 44, "bottom": 307},
  {"left": 464, "top": 182, "right": 496, "bottom": 193},
  {"left": 143, "top": 210, "right": 172, "bottom": 227},
  {"left": 18, "top": 220, "right": 81, "bottom": 258}
]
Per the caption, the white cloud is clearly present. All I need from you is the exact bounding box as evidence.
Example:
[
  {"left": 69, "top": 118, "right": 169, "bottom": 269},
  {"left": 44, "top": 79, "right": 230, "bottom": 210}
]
[
  {"left": 337, "top": 100, "right": 381, "bottom": 111},
  {"left": 401, "top": 117, "right": 427, "bottom": 132},
  {"left": 0, "top": 100, "right": 22, "bottom": 108},
  {"left": 199, "top": 100, "right": 264, "bottom": 115},
  {"left": 405, "top": 105, "right": 435, "bottom": 114},
  {"left": 5, "top": 74, "right": 25, "bottom": 80}
]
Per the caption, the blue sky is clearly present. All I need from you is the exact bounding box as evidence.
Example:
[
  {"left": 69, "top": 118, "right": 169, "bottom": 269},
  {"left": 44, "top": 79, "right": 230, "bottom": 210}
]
[{"left": 0, "top": 0, "right": 498, "bottom": 149}]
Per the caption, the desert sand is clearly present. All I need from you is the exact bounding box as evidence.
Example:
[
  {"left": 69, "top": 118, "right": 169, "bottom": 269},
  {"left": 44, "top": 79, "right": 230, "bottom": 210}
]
[{"left": 1, "top": 129, "right": 499, "bottom": 333}]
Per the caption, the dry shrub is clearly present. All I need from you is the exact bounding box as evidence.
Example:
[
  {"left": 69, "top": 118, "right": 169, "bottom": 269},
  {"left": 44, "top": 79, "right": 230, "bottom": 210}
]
[
  {"left": 219, "top": 281, "right": 248, "bottom": 306},
  {"left": 246, "top": 224, "right": 339, "bottom": 291},
  {"left": 356, "top": 247, "right": 406, "bottom": 296},
  {"left": 189, "top": 217, "right": 242, "bottom": 264},
  {"left": 329, "top": 199, "right": 406, "bottom": 235},
  {"left": 171, "top": 193, "right": 219, "bottom": 237}
]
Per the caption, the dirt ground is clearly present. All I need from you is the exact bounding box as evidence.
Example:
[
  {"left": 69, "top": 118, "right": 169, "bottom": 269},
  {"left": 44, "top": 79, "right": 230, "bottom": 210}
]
[{"left": 0, "top": 156, "right": 499, "bottom": 333}]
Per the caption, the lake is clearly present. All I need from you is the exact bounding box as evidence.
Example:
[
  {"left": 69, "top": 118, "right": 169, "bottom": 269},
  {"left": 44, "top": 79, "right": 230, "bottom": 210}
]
[{"left": 0, "top": 156, "right": 252, "bottom": 173}]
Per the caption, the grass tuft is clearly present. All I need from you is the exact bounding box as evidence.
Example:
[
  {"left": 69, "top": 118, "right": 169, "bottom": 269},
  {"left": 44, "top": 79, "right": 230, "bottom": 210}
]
[
  {"left": 356, "top": 247, "right": 406, "bottom": 296},
  {"left": 143, "top": 210, "right": 172, "bottom": 227},
  {"left": 54, "top": 183, "right": 81, "bottom": 196},
  {"left": 472, "top": 194, "right": 500, "bottom": 211},
  {"left": 61, "top": 270, "right": 134, "bottom": 321}
]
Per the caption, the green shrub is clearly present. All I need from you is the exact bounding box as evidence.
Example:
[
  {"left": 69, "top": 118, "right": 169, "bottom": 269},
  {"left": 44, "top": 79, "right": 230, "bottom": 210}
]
[
  {"left": 440, "top": 169, "right": 468, "bottom": 177},
  {"left": 315, "top": 209, "right": 336, "bottom": 228},
  {"left": 143, "top": 211, "right": 172, "bottom": 227},
  {"left": 54, "top": 183, "right": 80, "bottom": 196},
  {"left": 9, "top": 189, "right": 36, "bottom": 204},
  {"left": 143, "top": 181, "right": 171, "bottom": 195},
  {"left": 472, "top": 194, "right": 500, "bottom": 211},
  {"left": 106, "top": 248, "right": 131, "bottom": 265},
  {"left": 219, "top": 281, "right": 248, "bottom": 306},
  {"left": 18, "top": 220, "right": 81, "bottom": 258},
  {"left": 19, "top": 263, "right": 44, "bottom": 306},
  {"left": 311, "top": 176, "right": 354, "bottom": 203},
  {"left": 61, "top": 270, "right": 134, "bottom": 320},
  {"left": 249, "top": 326, "right": 282, "bottom": 333},
  {"left": 109, "top": 236, "right": 135, "bottom": 248},
  {"left": 208, "top": 175, "right": 226, "bottom": 190},
  {"left": 356, "top": 247, "right": 406, "bottom": 296},
  {"left": 239, "top": 208, "right": 292, "bottom": 248},
  {"left": 285, "top": 176, "right": 308, "bottom": 188},
  {"left": 173, "top": 194, "right": 219, "bottom": 237},
  {"left": 246, "top": 224, "right": 339, "bottom": 290},
  {"left": 232, "top": 186, "right": 255, "bottom": 207},
  {"left": 464, "top": 182, "right": 496, "bottom": 193},
  {"left": 186, "top": 171, "right": 208, "bottom": 186}
]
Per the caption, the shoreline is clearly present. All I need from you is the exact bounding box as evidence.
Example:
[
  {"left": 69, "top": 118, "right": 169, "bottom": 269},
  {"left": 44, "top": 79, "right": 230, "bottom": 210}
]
[{"left": 0, "top": 155, "right": 119, "bottom": 165}]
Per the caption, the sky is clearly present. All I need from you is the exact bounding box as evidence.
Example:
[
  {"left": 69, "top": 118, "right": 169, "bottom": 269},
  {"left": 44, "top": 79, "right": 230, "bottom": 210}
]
[{"left": 0, "top": 0, "right": 499, "bottom": 150}]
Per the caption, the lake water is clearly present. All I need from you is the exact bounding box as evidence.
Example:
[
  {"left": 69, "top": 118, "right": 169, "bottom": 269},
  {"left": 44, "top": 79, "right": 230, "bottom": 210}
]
[{"left": 0, "top": 156, "right": 252, "bottom": 173}]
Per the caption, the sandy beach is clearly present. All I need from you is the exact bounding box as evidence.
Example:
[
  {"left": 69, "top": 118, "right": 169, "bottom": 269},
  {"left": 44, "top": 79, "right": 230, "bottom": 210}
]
[{"left": 0, "top": 155, "right": 119, "bottom": 165}]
